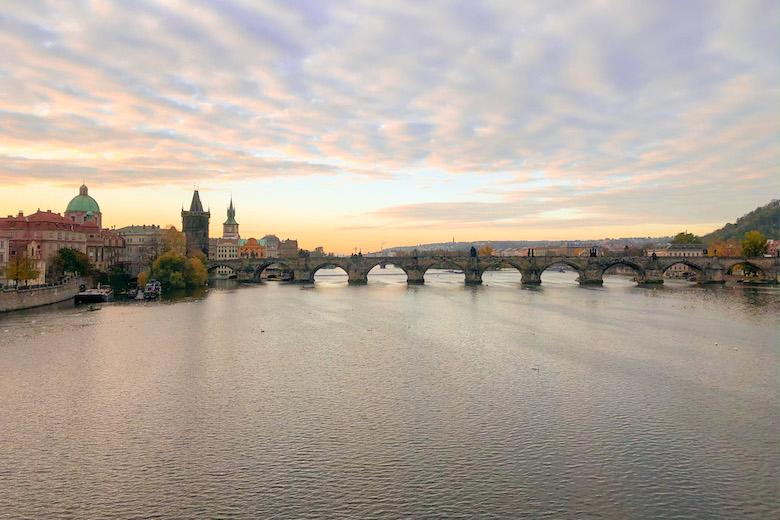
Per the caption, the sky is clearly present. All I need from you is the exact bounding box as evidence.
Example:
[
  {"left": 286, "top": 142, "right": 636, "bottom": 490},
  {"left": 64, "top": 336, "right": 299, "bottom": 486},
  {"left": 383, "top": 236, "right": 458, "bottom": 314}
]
[{"left": 1, "top": 0, "right": 778, "bottom": 253}]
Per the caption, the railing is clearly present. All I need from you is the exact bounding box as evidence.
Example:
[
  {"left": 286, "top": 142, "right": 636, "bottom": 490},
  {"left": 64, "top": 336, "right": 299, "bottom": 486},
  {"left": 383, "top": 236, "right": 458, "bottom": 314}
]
[{"left": 1, "top": 275, "right": 75, "bottom": 293}]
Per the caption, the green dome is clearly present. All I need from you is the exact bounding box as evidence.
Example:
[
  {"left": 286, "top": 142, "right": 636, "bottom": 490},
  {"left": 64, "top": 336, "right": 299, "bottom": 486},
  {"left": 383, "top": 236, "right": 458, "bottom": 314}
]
[{"left": 66, "top": 185, "right": 100, "bottom": 213}]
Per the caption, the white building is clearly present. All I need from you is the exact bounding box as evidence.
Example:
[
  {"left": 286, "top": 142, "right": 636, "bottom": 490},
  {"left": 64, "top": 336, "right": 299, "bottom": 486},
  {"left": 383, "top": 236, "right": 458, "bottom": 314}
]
[
  {"left": 647, "top": 243, "right": 707, "bottom": 279},
  {"left": 260, "top": 234, "right": 280, "bottom": 257},
  {"left": 116, "top": 225, "right": 164, "bottom": 276}
]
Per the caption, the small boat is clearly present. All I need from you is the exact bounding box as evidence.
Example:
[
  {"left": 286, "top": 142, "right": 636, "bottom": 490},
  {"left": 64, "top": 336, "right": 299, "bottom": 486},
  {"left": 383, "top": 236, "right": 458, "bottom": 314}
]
[
  {"left": 281, "top": 271, "right": 293, "bottom": 282},
  {"left": 127, "top": 288, "right": 138, "bottom": 299},
  {"left": 144, "top": 280, "right": 162, "bottom": 300}
]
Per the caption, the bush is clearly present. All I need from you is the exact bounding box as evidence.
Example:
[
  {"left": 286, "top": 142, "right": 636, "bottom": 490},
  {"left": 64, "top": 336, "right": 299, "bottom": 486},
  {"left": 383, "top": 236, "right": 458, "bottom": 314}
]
[{"left": 139, "top": 251, "right": 208, "bottom": 291}]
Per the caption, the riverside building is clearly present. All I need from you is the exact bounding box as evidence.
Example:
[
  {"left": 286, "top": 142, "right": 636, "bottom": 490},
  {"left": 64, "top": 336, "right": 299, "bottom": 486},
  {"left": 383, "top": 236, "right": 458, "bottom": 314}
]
[{"left": 0, "top": 185, "right": 124, "bottom": 285}]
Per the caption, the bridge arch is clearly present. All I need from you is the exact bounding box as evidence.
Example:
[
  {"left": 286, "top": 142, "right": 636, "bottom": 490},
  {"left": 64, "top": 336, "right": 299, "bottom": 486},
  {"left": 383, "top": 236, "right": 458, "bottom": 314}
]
[
  {"left": 601, "top": 259, "right": 645, "bottom": 277},
  {"left": 366, "top": 261, "right": 409, "bottom": 283},
  {"left": 310, "top": 261, "right": 350, "bottom": 282},
  {"left": 533, "top": 260, "right": 585, "bottom": 285},
  {"left": 419, "top": 258, "right": 468, "bottom": 282},
  {"left": 480, "top": 259, "right": 525, "bottom": 283},
  {"left": 207, "top": 263, "right": 239, "bottom": 273},
  {"left": 726, "top": 261, "right": 766, "bottom": 277},
  {"left": 661, "top": 260, "right": 705, "bottom": 282},
  {"left": 482, "top": 258, "right": 524, "bottom": 272},
  {"left": 254, "top": 260, "right": 295, "bottom": 281},
  {"left": 538, "top": 260, "right": 585, "bottom": 276}
]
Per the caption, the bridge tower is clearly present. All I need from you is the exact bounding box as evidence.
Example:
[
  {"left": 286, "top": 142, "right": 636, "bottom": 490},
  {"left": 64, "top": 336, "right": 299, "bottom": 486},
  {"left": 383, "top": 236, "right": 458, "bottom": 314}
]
[
  {"left": 182, "top": 189, "right": 210, "bottom": 257},
  {"left": 222, "top": 197, "right": 239, "bottom": 239}
]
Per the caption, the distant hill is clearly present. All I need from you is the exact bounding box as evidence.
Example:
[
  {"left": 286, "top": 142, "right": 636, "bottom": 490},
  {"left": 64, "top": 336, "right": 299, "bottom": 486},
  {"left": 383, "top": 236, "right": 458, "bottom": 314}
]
[
  {"left": 702, "top": 200, "right": 780, "bottom": 242},
  {"left": 381, "top": 237, "right": 669, "bottom": 255}
]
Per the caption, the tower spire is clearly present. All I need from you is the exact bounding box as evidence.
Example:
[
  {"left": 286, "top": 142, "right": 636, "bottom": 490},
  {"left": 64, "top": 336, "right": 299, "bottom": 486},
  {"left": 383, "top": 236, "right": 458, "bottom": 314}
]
[
  {"left": 189, "top": 189, "right": 204, "bottom": 212},
  {"left": 222, "top": 194, "right": 239, "bottom": 239}
]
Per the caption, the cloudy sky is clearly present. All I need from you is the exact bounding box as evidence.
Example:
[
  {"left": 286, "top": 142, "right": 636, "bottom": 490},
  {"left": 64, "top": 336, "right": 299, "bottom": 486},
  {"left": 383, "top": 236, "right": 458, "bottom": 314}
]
[{"left": 1, "top": 0, "right": 777, "bottom": 252}]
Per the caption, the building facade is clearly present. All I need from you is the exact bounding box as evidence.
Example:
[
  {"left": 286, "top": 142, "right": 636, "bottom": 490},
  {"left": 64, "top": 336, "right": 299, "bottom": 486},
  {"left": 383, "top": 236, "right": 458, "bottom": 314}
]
[
  {"left": 208, "top": 238, "right": 239, "bottom": 260},
  {"left": 0, "top": 236, "right": 7, "bottom": 282},
  {"left": 64, "top": 185, "right": 124, "bottom": 273},
  {"left": 261, "top": 234, "right": 280, "bottom": 257},
  {"left": 279, "top": 239, "right": 299, "bottom": 257},
  {"left": 182, "top": 190, "right": 210, "bottom": 257},
  {"left": 116, "top": 224, "right": 164, "bottom": 275},
  {"left": 84, "top": 222, "right": 125, "bottom": 272},
  {"left": 766, "top": 239, "right": 779, "bottom": 257},
  {"left": 239, "top": 238, "right": 265, "bottom": 258},
  {"left": 0, "top": 210, "right": 87, "bottom": 285},
  {"left": 0, "top": 185, "right": 125, "bottom": 285},
  {"left": 648, "top": 243, "right": 707, "bottom": 257}
]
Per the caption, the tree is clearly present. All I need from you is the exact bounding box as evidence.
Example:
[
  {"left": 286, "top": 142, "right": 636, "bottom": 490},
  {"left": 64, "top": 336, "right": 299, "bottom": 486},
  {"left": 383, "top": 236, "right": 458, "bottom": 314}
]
[
  {"left": 741, "top": 230, "right": 767, "bottom": 257},
  {"left": 672, "top": 231, "right": 700, "bottom": 244},
  {"left": 706, "top": 239, "right": 741, "bottom": 257},
  {"left": 139, "top": 251, "right": 208, "bottom": 291},
  {"left": 5, "top": 256, "right": 40, "bottom": 287},
  {"left": 478, "top": 245, "right": 495, "bottom": 256},
  {"left": 161, "top": 226, "right": 186, "bottom": 255},
  {"left": 47, "top": 247, "right": 90, "bottom": 282},
  {"left": 106, "top": 264, "right": 132, "bottom": 292}
]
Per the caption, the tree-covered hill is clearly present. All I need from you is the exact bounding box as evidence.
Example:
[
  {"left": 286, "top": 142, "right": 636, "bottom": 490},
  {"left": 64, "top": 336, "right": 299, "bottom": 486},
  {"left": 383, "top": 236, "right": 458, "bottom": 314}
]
[{"left": 702, "top": 200, "right": 779, "bottom": 242}]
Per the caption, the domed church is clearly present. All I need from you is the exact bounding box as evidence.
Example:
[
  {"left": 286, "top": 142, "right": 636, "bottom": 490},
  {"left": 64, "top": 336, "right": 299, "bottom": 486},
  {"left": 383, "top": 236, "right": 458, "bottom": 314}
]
[{"left": 65, "top": 184, "right": 102, "bottom": 228}]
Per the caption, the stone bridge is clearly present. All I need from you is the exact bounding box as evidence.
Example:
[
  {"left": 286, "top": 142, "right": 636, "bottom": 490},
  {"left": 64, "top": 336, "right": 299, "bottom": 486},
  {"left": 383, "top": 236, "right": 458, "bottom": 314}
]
[{"left": 207, "top": 255, "right": 779, "bottom": 285}]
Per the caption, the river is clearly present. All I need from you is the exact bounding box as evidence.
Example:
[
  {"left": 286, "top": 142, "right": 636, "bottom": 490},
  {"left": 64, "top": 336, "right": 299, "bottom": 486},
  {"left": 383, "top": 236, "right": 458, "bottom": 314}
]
[{"left": 1, "top": 269, "right": 778, "bottom": 518}]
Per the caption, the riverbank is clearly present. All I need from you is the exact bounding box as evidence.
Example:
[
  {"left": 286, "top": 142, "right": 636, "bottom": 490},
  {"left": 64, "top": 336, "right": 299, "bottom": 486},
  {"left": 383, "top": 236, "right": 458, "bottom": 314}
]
[{"left": 0, "top": 278, "right": 81, "bottom": 312}]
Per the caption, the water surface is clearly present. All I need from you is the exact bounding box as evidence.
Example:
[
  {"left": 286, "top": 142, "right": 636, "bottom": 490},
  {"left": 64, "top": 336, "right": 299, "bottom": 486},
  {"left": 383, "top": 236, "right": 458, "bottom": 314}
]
[{"left": 1, "top": 270, "right": 778, "bottom": 518}]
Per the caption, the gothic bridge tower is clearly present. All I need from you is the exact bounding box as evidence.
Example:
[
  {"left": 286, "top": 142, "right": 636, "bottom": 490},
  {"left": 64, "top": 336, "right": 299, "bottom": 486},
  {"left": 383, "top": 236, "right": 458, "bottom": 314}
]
[
  {"left": 182, "top": 189, "right": 210, "bottom": 257},
  {"left": 222, "top": 197, "right": 239, "bottom": 239}
]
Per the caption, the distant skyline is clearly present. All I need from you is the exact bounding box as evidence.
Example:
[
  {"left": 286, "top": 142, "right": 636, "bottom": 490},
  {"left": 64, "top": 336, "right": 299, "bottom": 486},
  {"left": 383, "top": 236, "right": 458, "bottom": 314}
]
[{"left": 1, "top": 1, "right": 778, "bottom": 253}]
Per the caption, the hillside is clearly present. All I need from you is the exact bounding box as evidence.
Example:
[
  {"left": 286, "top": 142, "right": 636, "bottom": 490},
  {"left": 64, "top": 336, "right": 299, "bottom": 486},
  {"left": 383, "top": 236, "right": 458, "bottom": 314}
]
[{"left": 702, "top": 200, "right": 780, "bottom": 242}]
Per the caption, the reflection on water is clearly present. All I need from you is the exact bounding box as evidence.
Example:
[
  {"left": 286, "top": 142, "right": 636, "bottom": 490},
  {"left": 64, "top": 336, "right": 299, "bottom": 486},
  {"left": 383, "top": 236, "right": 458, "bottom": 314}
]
[{"left": 1, "top": 271, "right": 778, "bottom": 518}]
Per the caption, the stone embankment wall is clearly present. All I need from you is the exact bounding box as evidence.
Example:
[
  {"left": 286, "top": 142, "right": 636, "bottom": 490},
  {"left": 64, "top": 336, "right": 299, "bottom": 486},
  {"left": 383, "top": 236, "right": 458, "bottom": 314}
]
[{"left": 0, "top": 278, "right": 81, "bottom": 312}]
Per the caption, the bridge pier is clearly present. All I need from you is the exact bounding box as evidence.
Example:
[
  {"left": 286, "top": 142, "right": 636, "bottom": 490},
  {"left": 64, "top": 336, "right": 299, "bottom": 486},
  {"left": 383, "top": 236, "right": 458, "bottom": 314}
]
[
  {"left": 465, "top": 267, "right": 483, "bottom": 285},
  {"left": 347, "top": 272, "right": 368, "bottom": 285},
  {"left": 637, "top": 268, "right": 664, "bottom": 285},
  {"left": 520, "top": 269, "right": 541, "bottom": 285},
  {"left": 578, "top": 266, "right": 603, "bottom": 285},
  {"left": 404, "top": 268, "right": 425, "bottom": 285},
  {"left": 701, "top": 265, "right": 725, "bottom": 284},
  {"left": 293, "top": 269, "right": 314, "bottom": 283}
]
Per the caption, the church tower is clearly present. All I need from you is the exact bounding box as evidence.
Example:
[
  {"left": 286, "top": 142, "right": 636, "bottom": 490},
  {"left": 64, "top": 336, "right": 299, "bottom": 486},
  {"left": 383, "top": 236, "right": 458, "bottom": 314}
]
[
  {"left": 222, "top": 197, "right": 239, "bottom": 239},
  {"left": 181, "top": 189, "right": 210, "bottom": 257}
]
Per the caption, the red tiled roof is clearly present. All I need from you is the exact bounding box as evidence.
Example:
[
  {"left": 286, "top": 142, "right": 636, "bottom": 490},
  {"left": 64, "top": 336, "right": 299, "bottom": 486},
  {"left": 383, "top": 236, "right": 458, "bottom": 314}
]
[{"left": 26, "top": 210, "right": 75, "bottom": 224}]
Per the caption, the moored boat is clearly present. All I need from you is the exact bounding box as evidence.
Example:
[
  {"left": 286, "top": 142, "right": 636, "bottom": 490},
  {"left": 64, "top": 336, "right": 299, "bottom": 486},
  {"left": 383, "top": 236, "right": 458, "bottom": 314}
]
[
  {"left": 144, "top": 280, "right": 162, "bottom": 300},
  {"left": 75, "top": 284, "right": 114, "bottom": 304}
]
